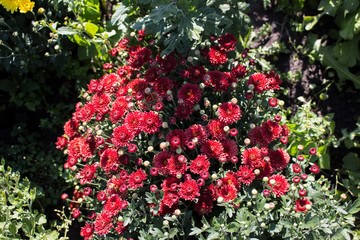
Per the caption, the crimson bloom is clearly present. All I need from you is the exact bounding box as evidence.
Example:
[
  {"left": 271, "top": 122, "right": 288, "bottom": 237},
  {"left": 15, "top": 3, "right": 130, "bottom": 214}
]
[
  {"left": 178, "top": 179, "right": 200, "bottom": 201},
  {"left": 217, "top": 102, "right": 241, "bottom": 124},
  {"left": 268, "top": 174, "right": 289, "bottom": 197}
]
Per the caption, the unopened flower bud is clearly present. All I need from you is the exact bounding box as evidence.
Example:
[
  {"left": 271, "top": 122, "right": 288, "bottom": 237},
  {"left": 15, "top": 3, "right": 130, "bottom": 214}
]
[
  {"left": 248, "top": 84, "right": 255, "bottom": 90},
  {"left": 269, "top": 179, "right": 276, "bottom": 185},
  {"left": 217, "top": 197, "right": 224, "bottom": 203},
  {"left": 143, "top": 160, "right": 150, "bottom": 167}
]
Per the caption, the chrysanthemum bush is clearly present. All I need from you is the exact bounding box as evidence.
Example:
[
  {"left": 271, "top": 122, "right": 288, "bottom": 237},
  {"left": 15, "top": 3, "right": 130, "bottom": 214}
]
[{"left": 57, "top": 32, "right": 360, "bottom": 240}]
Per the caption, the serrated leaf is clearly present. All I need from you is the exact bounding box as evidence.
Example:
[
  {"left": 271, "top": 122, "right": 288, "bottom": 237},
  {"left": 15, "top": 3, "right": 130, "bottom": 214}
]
[
  {"left": 190, "top": 227, "right": 203, "bottom": 236},
  {"left": 207, "top": 231, "right": 220, "bottom": 240},
  {"left": 149, "top": 4, "right": 179, "bottom": 23},
  {"left": 348, "top": 198, "right": 360, "bottom": 214},
  {"left": 111, "top": 3, "right": 128, "bottom": 26}
]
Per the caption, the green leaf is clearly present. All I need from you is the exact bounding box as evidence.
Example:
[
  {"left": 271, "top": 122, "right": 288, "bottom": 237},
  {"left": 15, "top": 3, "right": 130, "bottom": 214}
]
[
  {"left": 207, "top": 231, "right": 220, "bottom": 240},
  {"left": 190, "top": 227, "right": 203, "bottom": 236},
  {"left": 348, "top": 198, "right": 360, "bottom": 214},
  {"left": 338, "top": 13, "right": 360, "bottom": 40},
  {"left": 317, "top": 0, "right": 341, "bottom": 16},
  {"left": 111, "top": 3, "right": 128, "bottom": 26},
  {"left": 319, "top": 152, "right": 330, "bottom": 169},
  {"left": 343, "top": 152, "right": 360, "bottom": 170},
  {"left": 344, "top": 0, "right": 359, "bottom": 17},
  {"left": 81, "top": 0, "right": 100, "bottom": 22},
  {"left": 319, "top": 46, "right": 360, "bottom": 88},
  {"left": 68, "top": 35, "right": 91, "bottom": 47},
  {"left": 9, "top": 222, "right": 17, "bottom": 236},
  {"left": 149, "top": 4, "right": 179, "bottom": 23},
  {"left": 57, "top": 27, "right": 80, "bottom": 35},
  {"left": 84, "top": 22, "right": 99, "bottom": 38},
  {"left": 36, "top": 214, "right": 47, "bottom": 225},
  {"left": 304, "top": 13, "right": 324, "bottom": 31}
]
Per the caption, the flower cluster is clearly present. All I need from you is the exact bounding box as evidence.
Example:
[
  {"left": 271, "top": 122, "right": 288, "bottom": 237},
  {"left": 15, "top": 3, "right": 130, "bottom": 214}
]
[
  {"left": 57, "top": 32, "right": 329, "bottom": 239},
  {"left": 0, "top": 0, "right": 34, "bottom": 13}
]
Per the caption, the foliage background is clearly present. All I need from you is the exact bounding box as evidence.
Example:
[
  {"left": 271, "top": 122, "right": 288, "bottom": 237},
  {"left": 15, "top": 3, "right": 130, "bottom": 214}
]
[{"left": 0, "top": 0, "right": 359, "bottom": 238}]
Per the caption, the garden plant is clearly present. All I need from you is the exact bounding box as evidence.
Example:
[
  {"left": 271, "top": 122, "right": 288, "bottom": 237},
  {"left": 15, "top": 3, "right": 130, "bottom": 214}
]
[{"left": 1, "top": 0, "right": 360, "bottom": 239}]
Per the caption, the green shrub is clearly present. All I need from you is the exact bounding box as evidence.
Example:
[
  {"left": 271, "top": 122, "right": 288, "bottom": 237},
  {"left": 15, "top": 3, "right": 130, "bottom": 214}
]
[{"left": 0, "top": 158, "right": 59, "bottom": 239}]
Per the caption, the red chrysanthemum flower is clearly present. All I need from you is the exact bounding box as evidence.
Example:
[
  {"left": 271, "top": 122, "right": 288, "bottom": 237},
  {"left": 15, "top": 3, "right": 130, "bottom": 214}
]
[
  {"left": 109, "top": 97, "right": 128, "bottom": 123},
  {"left": 295, "top": 197, "right": 311, "bottom": 212},
  {"left": 94, "top": 211, "right": 113, "bottom": 236},
  {"left": 99, "top": 73, "right": 120, "bottom": 93},
  {"left": 127, "top": 78, "right": 147, "bottom": 96},
  {"left": 194, "top": 192, "right": 213, "bottom": 215},
  {"left": 158, "top": 201, "right": 179, "bottom": 216},
  {"left": 261, "top": 120, "right": 283, "bottom": 143},
  {"left": 208, "top": 46, "right": 227, "bottom": 66},
  {"left": 223, "top": 171, "right": 241, "bottom": 191},
  {"left": 265, "top": 71, "right": 282, "bottom": 91},
  {"left": 218, "top": 33, "right": 237, "bottom": 52},
  {"left": 178, "top": 179, "right": 200, "bottom": 201},
  {"left": 127, "top": 47, "right": 152, "bottom": 69},
  {"left": 237, "top": 165, "right": 255, "bottom": 185},
  {"left": 175, "top": 102, "right": 194, "bottom": 120},
  {"left": 79, "top": 164, "right": 97, "bottom": 184},
  {"left": 177, "top": 83, "right": 202, "bottom": 105},
  {"left": 127, "top": 169, "right": 147, "bottom": 189},
  {"left": 162, "top": 191, "right": 179, "bottom": 208},
  {"left": 56, "top": 136, "right": 67, "bottom": 150},
  {"left": 153, "top": 151, "right": 174, "bottom": 175},
  {"left": 166, "top": 129, "right": 188, "bottom": 150},
  {"left": 248, "top": 126, "right": 271, "bottom": 147},
  {"left": 257, "top": 162, "right": 274, "bottom": 179},
  {"left": 201, "top": 140, "right": 224, "bottom": 159},
  {"left": 103, "top": 195, "right": 128, "bottom": 216},
  {"left": 207, "top": 119, "right": 227, "bottom": 140},
  {"left": 168, "top": 155, "right": 187, "bottom": 176},
  {"left": 106, "top": 177, "right": 127, "bottom": 198},
  {"left": 268, "top": 174, "right": 289, "bottom": 197},
  {"left": 217, "top": 181, "right": 237, "bottom": 202},
  {"left": 188, "top": 65, "right": 206, "bottom": 82},
  {"left": 247, "top": 73, "right": 268, "bottom": 93},
  {"left": 143, "top": 111, "right": 162, "bottom": 134},
  {"left": 185, "top": 124, "right": 209, "bottom": 145},
  {"left": 115, "top": 221, "right": 128, "bottom": 234},
  {"left": 111, "top": 124, "right": 135, "bottom": 147},
  {"left": 161, "top": 177, "right": 180, "bottom": 191},
  {"left": 67, "top": 137, "right": 94, "bottom": 161},
  {"left": 269, "top": 148, "right": 290, "bottom": 171},
  {"left": 144, "top": 67, "right": 159, "bottom": 84},
  {"left": 123, "top": 111, "right": 144, "bottom": 135},
  {"left": 190, "top": 155, "right": 210, "bottom": 174},
  {"left": 208, "top": 70, "right": 229, "bottom": 92},
  {"left": 76, "top": 102, "right": 96, "bottom": 122},
  {"left": 157, "top": 54, "right": 178, "bottom": 73},
  {"left": 80, "top": 223, "right": 94, "bottom": 240},
  {"left": 154, "top": 77, "right": 174, "bottom": 97},
  {"left": 64, "top": 119, "right": 79, "bottom": 138},
  {"left": 241, "top": 147, "right": 265, "bottom": 170},
  {"left": 100, "top": 148, "right": 119, "bottom": 173},
  {"left": 221, "top": 139, "right": 239, "bottom": 162},
  {"left": 217, "top": 102, "right": 241, "bottom": 124},
  {"left": 231, "top": 64, "right": 248, "bottom": 79}
]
